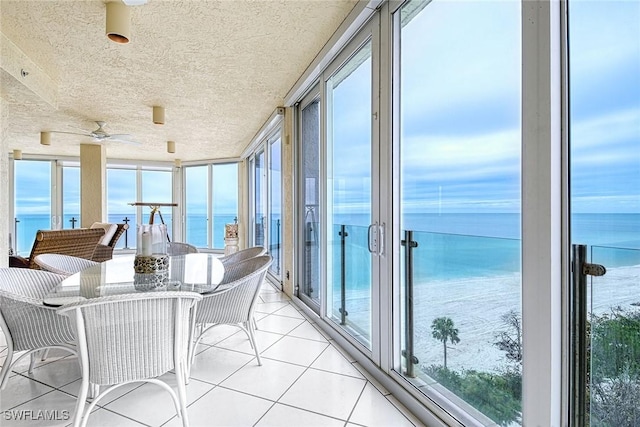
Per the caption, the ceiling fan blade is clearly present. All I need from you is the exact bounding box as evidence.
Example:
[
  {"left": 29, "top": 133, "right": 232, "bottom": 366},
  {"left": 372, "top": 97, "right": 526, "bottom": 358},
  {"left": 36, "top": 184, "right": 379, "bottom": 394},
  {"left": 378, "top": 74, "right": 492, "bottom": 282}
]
[
  {"left": 109, "top": 135, "right": 141, "bottom": 145},
  {"left": 109, "top": 134, "right": 134, "bottom": 140},
  {"left": 49, "top": 130, "right": 92, "bottom": 137}
]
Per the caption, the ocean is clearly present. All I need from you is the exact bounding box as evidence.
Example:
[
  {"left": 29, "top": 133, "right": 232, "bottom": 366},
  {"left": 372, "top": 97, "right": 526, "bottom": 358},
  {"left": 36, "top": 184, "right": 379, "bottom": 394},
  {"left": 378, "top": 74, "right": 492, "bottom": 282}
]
[
  {"left": 11, "top": 213, "right": 237, "bottom": 255},
  {"left": 11, "top": 211, "right": 639, "bottom": 372},
  {"left": 324, "top": 212, "right": 640, "bottom": 372}
]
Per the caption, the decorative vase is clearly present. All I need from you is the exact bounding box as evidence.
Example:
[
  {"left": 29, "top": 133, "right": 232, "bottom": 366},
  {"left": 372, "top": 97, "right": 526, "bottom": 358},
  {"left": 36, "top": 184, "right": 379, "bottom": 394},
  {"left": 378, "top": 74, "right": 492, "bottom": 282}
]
[{"left": 224, "top": 223, "right": 239, "bottom": 256}]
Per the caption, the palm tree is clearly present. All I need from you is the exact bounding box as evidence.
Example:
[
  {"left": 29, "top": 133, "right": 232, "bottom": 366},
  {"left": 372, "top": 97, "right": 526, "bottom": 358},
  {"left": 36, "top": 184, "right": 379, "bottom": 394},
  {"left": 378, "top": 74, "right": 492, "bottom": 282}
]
[{"left": 431, "top": 317, "right": 460, "bottom": 369}]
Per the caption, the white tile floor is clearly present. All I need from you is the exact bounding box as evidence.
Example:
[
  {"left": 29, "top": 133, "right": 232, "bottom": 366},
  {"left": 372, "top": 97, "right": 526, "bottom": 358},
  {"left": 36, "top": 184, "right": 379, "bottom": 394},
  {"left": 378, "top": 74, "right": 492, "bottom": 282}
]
[{"left": 0, "top": 283, "right": 425, "bottom": 427}]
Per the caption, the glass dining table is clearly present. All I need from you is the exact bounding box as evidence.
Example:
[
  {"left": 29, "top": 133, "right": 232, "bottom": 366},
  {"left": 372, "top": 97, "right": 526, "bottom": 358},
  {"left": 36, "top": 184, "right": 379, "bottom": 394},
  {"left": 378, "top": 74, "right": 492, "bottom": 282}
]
[{"left": 43, "top": 253, "right": 225, "bottom": 307}]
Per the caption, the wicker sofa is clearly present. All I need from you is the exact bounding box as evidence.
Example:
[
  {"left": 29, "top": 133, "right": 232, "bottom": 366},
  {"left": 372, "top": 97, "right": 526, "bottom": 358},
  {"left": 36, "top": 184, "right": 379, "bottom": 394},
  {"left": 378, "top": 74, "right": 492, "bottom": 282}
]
[{"left": 9, "top": 228, "right": 106, "bottom": 269}]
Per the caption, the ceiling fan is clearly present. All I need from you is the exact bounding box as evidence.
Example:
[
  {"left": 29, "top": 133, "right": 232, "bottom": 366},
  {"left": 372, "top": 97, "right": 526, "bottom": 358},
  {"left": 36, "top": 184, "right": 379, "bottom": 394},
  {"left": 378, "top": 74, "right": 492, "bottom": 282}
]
[{"left": 50, "top": 121, "right": 140, "bottom": 144}]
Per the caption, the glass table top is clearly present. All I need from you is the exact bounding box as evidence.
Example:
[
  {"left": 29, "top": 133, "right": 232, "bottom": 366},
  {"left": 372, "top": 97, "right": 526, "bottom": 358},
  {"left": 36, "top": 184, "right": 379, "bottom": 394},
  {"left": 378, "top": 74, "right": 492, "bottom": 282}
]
[{"left": 43, "top": 253, "right": 225, "bottom": 307}]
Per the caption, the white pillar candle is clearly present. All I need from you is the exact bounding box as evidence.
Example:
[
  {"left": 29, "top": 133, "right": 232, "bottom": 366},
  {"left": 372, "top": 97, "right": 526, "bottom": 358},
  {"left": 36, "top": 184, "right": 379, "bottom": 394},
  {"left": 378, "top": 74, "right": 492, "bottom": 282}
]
[{"left": 140, "top": 231, "right": 152, "bottom": 256}]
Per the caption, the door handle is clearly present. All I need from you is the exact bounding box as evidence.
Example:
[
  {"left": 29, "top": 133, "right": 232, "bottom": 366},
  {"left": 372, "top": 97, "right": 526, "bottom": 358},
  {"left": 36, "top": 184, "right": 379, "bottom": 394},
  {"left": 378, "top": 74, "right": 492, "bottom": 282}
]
[
  {"left": 367, "top": 223, "right": 378, "bottom": 254},
  {"left": 367, "top": 222, "right": 384, "bottom": 256}
]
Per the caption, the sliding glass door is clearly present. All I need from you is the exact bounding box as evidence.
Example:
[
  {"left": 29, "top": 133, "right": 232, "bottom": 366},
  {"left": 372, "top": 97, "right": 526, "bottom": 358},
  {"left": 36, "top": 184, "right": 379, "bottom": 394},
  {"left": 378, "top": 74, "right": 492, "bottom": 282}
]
[
  {"left": 395, "top": 0, "right": 522, "bottom": 424},
  {"left": 298, "top": 92, "right": 322, "bottom": 309},
  {"left": 325, "top": 27, "right": 378, "bottom": 351},
  {"left": 568, "top": 1, "right": 640, "bottom": 425}
]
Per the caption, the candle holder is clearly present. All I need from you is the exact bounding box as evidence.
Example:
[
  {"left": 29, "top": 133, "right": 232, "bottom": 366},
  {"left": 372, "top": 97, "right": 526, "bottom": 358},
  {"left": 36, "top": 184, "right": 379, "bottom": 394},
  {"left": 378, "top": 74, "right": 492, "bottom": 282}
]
[
  {"left": 134, "top": 223, "right": 168, "bottom": 290},
  {"left": 136, "top": 223, "right": 167, "bottom": 256}
]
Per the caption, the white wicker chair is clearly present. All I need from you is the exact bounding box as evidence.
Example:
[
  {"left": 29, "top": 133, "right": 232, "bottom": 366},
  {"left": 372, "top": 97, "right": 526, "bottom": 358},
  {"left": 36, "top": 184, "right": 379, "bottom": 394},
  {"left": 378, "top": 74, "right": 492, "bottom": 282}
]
[
  {"left": 167, "top": 242, "right": 199, "bottom": 256},
  {"left": 34, "top": 254, "right": 99, "bottom": 277},
  {"left": 192, "top": 256, "right": 272, "bottom": 367},
  {"left": 218, "top": 246, "right": 266, "bottom": 268},
  {"left": 57, "top": 291, "right": 202, "bottom": 427},
  {"left": 0, "top": 268, "right": 76, "bottom": 390}
]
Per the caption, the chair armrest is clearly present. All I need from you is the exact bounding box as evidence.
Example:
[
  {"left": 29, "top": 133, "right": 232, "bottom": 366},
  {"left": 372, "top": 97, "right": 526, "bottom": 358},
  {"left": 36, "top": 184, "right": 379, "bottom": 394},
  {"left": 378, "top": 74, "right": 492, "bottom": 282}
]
[
  {"left": 91, "top": 244, "right": 114, "bottom": 263},
  {"left": 9, "top": 255, "right": 30, "bottom": 268}
]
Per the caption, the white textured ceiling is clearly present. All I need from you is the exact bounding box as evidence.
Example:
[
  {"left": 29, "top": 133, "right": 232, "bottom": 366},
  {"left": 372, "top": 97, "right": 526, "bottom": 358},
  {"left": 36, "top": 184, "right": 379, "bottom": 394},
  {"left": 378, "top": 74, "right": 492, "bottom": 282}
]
[{"left": 0, "top": 0, "right": 357, "bottom": 161}]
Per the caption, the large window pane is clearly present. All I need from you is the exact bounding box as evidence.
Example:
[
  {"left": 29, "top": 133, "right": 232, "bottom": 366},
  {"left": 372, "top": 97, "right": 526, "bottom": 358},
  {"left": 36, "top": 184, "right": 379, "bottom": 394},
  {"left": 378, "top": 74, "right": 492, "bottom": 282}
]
[
  {"left": 397, "top": 0, "right": 522, "bottom": 424},
  {"left": 212, "top": 163, "right": 238, "bottom": 249},
  {"left": 141, "top": 170, "right": 172, "bottom": 238},
  {"left": 107, "top": 168, "right": 136, "bottom": 249},
  {"left": 185, "top": 166, "right": 208, "bottom": 247},
  {"left": 569, "top": 1, "right": 640, "bottom": 424},
  {"left": 14, "top": 160, "right": 51, "bottom": 255},
  {"left": 62, "top": 166, "right": 80, "bottom": 229},
  {"left": 269, "top": 137, "right": 282, "bottom": 276},
  {"left": 253, "top": 150, "right": 266, "bottom": 247}
]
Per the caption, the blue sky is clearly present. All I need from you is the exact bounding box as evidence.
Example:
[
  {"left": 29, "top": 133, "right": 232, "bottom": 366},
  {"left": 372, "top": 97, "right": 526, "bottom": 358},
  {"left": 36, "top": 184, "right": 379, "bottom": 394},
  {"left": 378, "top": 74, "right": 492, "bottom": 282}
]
[
  {"left": 327, "top": 0, "right": 638, "bottom": 215},
  {"left": 14, "top": 0, "right": 639, "bottom": 220},
  {"left": 569, "top": 0, "right": 640, "bottom": 213}
]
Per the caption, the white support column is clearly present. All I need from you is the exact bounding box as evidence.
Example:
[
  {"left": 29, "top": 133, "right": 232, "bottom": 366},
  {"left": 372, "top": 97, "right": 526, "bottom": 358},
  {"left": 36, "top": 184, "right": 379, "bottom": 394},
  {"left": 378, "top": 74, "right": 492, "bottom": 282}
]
[{"left": 521, "top": 1, "right": 563, "bottom": 425}]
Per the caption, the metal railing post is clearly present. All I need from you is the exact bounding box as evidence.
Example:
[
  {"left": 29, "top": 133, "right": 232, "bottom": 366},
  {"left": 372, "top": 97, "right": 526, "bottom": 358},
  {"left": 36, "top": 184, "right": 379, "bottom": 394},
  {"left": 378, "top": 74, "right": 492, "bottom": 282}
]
[
  {"left": 339, "top": 224, "right": 348, "bottom": 325},
  {"left": 123, "top": 217, "right": 130, "bottom": 249},
  {"left": 14, "top": 218, "right": 20, "bottom": 255},
  {"left": 276, "top": 219, "right": 281, "bottom": 274},
  {"left": 570, "top": 244, "right": 606, "bottom": 426},
  {"left": 401, "top": 230, "right": 419, "bottom": 377}
]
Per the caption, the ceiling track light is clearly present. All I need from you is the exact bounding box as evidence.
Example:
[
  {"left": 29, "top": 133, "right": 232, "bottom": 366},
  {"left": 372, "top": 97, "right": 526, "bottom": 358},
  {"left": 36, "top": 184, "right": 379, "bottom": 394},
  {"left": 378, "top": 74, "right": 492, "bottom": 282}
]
[
  {"left": 40, "top": 131, "right": 51, "bottom": 145},
  {"left": 167, "top": 140, "right": 175, "bottom": 153},
  {"left": 13, "top": 149, "right": 22, "bottom": 160},
  {"left": 106, "top": 1, "right": 131, "bottom": 44},
  {"left": 153, "top": 106, "right": 165, "bottom": 124}
]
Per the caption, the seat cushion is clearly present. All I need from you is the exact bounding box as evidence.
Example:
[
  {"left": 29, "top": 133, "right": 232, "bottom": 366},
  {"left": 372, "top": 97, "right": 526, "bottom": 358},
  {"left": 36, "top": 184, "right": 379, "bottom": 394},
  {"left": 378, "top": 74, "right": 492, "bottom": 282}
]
[{"left": 90, "top": 222, "right": 117, "bottom": 245}]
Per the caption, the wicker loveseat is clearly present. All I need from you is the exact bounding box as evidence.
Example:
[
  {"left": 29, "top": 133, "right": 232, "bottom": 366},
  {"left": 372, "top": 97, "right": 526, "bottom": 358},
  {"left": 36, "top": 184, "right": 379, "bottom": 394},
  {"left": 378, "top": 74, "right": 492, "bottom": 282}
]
[{"left": 9, "top": 228, "right": 106, "bottom": 269}]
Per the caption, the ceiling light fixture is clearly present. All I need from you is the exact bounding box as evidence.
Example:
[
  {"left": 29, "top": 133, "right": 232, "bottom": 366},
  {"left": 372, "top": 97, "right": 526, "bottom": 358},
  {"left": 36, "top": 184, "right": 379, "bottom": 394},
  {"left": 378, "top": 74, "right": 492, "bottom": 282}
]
[
  {"left": 13, "top": 149, "right": 22, "bottom": 160},
  {"left": 153, "top": 106, "right": 165, "bottom": 124},
  {"left": 40, "top": 131, "right": 51, "bottom": 145},
  {"left": 106, "top": 1, "right": 131, "bottom": 44},
  {"left": 167, "top": 141, "right": 175, "bottom": 153}
]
